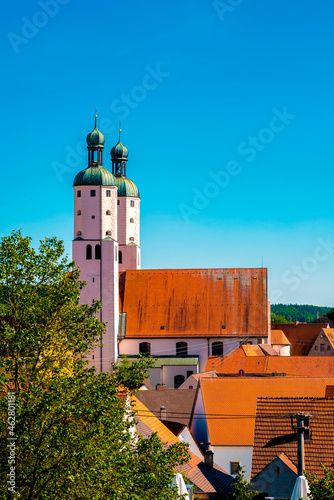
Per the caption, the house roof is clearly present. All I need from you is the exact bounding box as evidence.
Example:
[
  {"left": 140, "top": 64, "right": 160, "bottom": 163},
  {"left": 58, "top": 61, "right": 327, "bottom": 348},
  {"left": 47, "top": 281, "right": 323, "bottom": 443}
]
[
  {"left": 135, "top": 389, "right": 196, "bottom": 426},
  {"left": 206, "top": 349, "right": 334, "bottom": 376},
  {"left": 271, "top": 323, "right": 329, "bottom": 355},
  {"left": 251, "top": 397, "right": 334, "bottom": 478},
  {"left": 132, "top": 396, "right": 233, "bottom": 493},
  {"left": 242, "top": 345, "right": 266, "bottom": 356},
  {"left": 119, "top": 268, "right": 268, "bottom": 338},
  {"left": 270, "top": 329, "right": 290, "bottom": 345},
  {"left": 196, "top": 377, "right": 334, "bottom": 446}
]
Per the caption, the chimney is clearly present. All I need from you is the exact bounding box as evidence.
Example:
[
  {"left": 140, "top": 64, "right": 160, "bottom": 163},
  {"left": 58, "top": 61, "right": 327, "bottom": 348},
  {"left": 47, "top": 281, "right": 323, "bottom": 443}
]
[
  {"left": 160, "top": 406, "right": 166, "bottom": 420},
  {"left": 204, "top": 445, "right": 213, "bottom": 469}
]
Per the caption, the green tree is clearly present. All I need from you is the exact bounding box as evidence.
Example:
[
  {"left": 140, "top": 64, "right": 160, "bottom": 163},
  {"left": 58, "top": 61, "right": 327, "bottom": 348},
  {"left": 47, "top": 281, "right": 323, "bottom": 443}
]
[
  {"left": 271, "top": 312, "right": 292, "bottom": 324},
  {"left": 0, "top": 231, "right": 189, "bottom": 500},
  {"left": 227, "top": 464, "right": 258, "bottom": 500},
  {"left": 112, "top": 353, "right": 156, "bottom": 391},
  {"left": 305, "top": 463, "right": 334, "bottom": 500}
]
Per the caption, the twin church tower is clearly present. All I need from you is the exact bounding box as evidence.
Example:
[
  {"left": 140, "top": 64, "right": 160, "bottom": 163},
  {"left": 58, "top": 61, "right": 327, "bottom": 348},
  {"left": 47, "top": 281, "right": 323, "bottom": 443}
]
[{"left": 72, "top": 116, "right": 140, "bottom": 372}]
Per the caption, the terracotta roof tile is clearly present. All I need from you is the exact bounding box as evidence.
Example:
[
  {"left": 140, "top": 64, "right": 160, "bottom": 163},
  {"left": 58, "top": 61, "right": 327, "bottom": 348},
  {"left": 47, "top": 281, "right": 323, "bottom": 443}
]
[
  {"left": 271, "top": 329, "right": 290, "bottom": 345},
  {"left": 196, "top": 377, "right": 334, "bottom": 446},
  {"left": 120, "top": 268, "right": 268, "bottom": 337},
  {"left": 271, "top": 323, "right": 329, "bottom": 355},
  {"left": 206, "top": 350, "right": 334, "bottom": 376},
  {"left": 251, "top": 397, "right": 334, "bottom": 478},
  {"left": 242, "top": 345, "right": 265, "bottom": 356},
  {"left": 132, "top": 396, "right": 233, "bottom": 493}
]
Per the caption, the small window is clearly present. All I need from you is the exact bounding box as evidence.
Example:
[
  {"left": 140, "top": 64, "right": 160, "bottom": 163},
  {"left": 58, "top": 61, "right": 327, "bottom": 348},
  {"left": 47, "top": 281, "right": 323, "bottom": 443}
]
[
  {"left": 95, "top": 245, "right": 101, "bottom": 260},
  {"left": 174, "top": 375, "right": 185, "bottom": 389},
  {"left": 130, "top": 218, "right": 134, "bottom": 223},
  {"left": 106, "top": 210, "right": 111, "bottom": 215},
  {"left": 92, "top": 277, "right": 95, "bottom": 283},
  {"left": 106, "top": 231, "right": 111, "bottom": 236},
  {"left": 86, "top": 245, "right": 92, "bottom": 260},
  {"left": 320, "top": 344, "right": 325, "bottom": 352},
  {"left": 106, "top": 190, "right": 111, "bottom": 197},
  {"left": 119, "top": 251, "right": 122, "bottom": 264},
  {"left": 328, "top": 345, "right": 331, "bottom": 351},
  {"left": 129, "top": 237, "right": 134, "bottom": 241},
  {"left": 90, "top": 190, "right": 96, "bottom": 197},
  {"left": 315, "top": 345, "right": 318, "bottom": 351},
  {"left": 117, "top": 200, "right": 120, "bottom": 205},
  {"left": 139, "top": 342, "right": 151, "bottom": 356},
  {"left": 76, "top": 231, "right": 82, "bottom": 237},
  {"left": 257, "top": 338, "right": 262, "bottom": 344},
  {"left": 91, "top": 215, "right": 95, "bottom": 219},
  {"left": 230, "top": 461, "right": 239, "bottom": 475},
  {"left": 187, "top": 370, "right": 193, "bottom": 379},
  {"left": 77, "top": 210, "right": 81, "bottom": 216},
  {"left": 176, "top": 342, "right": 187, "bottom": 356},
  {"left": 130, "top": 200, "right": 135, "bottom": 207},
  {"left": 77, "top": 190, "right": 81, "bottom": 197},
  {"left": 212, "top": 341, "right": 223, "bottom": 356}
]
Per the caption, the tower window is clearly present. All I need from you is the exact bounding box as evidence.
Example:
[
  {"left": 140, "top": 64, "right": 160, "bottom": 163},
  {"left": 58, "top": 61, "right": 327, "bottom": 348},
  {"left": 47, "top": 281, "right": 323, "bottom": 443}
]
[
  {"left": 77, "top": 190, "right": 81, "bottom": 197},
  {"left": 129, "top": 237, "right": 134, "bottom": 241},
  {"left": 139, "top": 342, "right": 151, "bottom": 356},
  {"left": 90, "top": 190, "right": 96, "bottom": 197},
  {"left": 77, "top": 210, "right": 81, "bottom": 216},
  {"left": 176, "top": 342, "right": 188, "bottom": 356},
  {"left": 130, "top": 218, "right": 134, "bottom": 223},
  {"left": 119, "top": 250, "right": 122, "bottom": 264},
  {"left": 76, "top": 231, "right": 82, "bottom": 237},
  {"left": 91, "top": 216, "right": 95, "bottom": 219},
  {"left": 106, "top": 190, "right": 111, "bottom": 197},
  {"left": 130, "top": 200, "right": 135, "bottom": 207},
  {"left": 106, "top": 210, "right": 111, "bottom": 215},
  {"left": 117, "top": 200, "right": 120, "bottom": 205},
  {"left": 95, "top": 244, "right": 101, "bottom": 260},
  {"left": 86, "top": 245, "right": 92, "bottom": 260},
  {"left": 106, "top": 231, "right": 111, "bottom": 236}
]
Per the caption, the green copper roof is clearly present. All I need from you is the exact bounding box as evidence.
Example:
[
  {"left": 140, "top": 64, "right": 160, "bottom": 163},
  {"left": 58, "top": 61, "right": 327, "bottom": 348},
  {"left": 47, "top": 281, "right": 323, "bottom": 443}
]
[
  {"left": 115, "top": 176, "right": 140, "bottom": 197},
  {"left": 111, "top": 139, "right": 128, "bottom": 159},
  {"left": 115, "top": 355, "right": 199, "bottom": 368},
  {"left": 86, "top": 116, "right": 105, "bottom": 146},
  {"left": 73, "top": 166, "right": 116, "bottom": 186}
]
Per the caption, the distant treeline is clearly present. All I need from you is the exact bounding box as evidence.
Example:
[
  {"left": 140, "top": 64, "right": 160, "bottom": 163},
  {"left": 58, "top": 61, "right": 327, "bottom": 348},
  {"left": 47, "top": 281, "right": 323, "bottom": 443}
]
[{"left": 271, "top": 303, "right": 332, "bottom": 324}]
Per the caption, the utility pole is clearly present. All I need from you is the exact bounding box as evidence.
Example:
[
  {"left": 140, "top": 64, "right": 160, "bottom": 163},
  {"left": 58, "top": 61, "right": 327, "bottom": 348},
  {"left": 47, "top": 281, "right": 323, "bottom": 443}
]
[{"left": 287, "top": 412, "right": 311, "bottom": 476}]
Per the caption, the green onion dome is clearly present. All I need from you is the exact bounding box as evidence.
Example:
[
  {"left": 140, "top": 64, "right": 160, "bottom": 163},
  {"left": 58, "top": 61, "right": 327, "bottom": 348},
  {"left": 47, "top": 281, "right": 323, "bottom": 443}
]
[
  {"left": 86, "top": 116, "right": 105, "bottom": 146},
  {"left": 73, "top": 166, "right": 116, "bottom": 186},
  {"left": 111, "top": 139, "right": 128, "bottom": 160},
  {"left": 115, "top": 176, "right": 139, "bottom": 197}
]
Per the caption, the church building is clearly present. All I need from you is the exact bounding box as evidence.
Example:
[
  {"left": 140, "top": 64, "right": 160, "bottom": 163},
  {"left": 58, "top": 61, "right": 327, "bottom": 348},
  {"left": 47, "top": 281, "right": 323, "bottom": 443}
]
[{"left": 72, "top": 117, "right": 270, "bottom": 387}]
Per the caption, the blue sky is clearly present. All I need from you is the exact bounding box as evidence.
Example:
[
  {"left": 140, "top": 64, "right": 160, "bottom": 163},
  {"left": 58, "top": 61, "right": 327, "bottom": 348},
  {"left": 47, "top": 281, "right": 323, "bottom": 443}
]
[{"left": 1, "top": 0, "right": 334, "bottom": 306}]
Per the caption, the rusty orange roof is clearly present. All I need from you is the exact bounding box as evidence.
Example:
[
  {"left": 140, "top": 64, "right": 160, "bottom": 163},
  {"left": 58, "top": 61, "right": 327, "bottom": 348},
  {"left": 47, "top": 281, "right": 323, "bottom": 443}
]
[
  {"left": 251, "top": 397, "right": 334, "bottom": 478},
  {"left": 196, "top": 377, "right": 334, "bottom": 446},
  {"left": 242, "top": 345, "right": 266, "bottom": 356},
  {"left": 271, "top": 323, "right": 329, "bottom": 355},
  {"left": 206, "top": 351, "right": 334, "bottom": 376},
  {"left": 271, "top": 329, "right": 290, "bottom": 345},
  {"left": 120, "top": 268, "right": 268, "bottom": 337}
]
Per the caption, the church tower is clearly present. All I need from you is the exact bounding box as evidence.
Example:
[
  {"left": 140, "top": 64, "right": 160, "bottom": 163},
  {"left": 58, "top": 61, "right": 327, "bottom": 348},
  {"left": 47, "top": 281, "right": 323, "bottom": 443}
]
[
  {"left": 72, "top": 116, "right": 119, "bottom": 372},
  {"left": 111, "top": 127, "right": 141, "bottom": 271}
]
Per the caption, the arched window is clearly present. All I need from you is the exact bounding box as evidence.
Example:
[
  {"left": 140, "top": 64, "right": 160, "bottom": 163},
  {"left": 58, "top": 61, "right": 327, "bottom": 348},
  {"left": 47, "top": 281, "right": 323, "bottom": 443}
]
[
  {"left": 129, "top": 237, "right": 134, "bottom": 241},
  {"left": 119, "top": 250, "right": 122, "bottom": 264},
  {"left": 139, "top": 342, "right": 151, "bottom": 356},
  {"left": 176, "top": 342, "right": 187, "bottom": 356},
  {"left": 106, "top": 210, "right": 111, "bottom": 215},
  {"left": 76, "top": 231, "right": 82, "bottom": 237},
  {"left": 130, "top": 218, "right": 134, "bottom": 223},
  {"left": 212, "top": 341, "right": 224, "bottom": 356},
  {"left": 77, "top": 210, "right": 81, "bottom": 216},
  {"left": 95, "top": 244, "right": 101, "bottom": 260},
  {"left": 86, "top": 245, "right": 92, "bottom": 260},
  {"left": 174, "top": 375, "right": 185, "bottom": 389},
  {"left": 105, "top": 231, "right": 111, "bottom": 236}
]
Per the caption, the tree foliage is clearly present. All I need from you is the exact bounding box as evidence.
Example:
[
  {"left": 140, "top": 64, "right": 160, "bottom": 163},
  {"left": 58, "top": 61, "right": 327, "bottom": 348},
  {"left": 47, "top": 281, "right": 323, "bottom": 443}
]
[
  {"left": 227, "top": 464, "right": 258, "bottom": 500},
  {"left": 271, "top": 304, "right": 331, "bottom": 323},
  {"left": 305, "top": 463, "right": 334, "bottom": 500},
  {"left": 0, "top": 231, "right": 190, "bottom": 499}
]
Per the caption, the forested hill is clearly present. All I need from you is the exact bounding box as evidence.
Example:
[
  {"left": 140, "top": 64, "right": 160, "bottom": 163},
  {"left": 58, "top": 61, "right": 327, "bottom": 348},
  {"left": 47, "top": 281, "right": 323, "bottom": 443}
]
[{"left": 271, "top": 304, "right": 332, "bottom": 323}]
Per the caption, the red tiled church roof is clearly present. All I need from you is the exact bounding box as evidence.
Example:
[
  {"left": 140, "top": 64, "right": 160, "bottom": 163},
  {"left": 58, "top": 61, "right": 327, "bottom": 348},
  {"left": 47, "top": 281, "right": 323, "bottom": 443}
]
[{"left": 119, "top": 268, "right": 268, "bottom": 338}]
